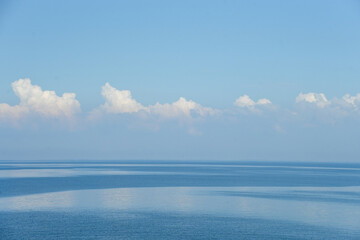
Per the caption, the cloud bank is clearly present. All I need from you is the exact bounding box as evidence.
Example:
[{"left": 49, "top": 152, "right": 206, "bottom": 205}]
[
  {"left": 1, "top": 79, "right": 360, "bottom": 128},
  {"left": 0, "top": 79, "right": 80, "bottom": 121}
]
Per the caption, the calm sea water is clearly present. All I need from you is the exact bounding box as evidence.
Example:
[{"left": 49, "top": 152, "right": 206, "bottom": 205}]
[{"left": 1, "top": 161, "right": 360, "bottom": 239}]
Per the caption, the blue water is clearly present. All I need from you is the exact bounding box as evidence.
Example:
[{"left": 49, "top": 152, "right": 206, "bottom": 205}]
[{"left": 1, "top": 161, "right": 360, "bottom": 239}]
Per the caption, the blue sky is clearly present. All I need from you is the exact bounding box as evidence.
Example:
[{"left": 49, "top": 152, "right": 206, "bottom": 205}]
[{"left": 0, "top": 0, "right": 360, "bottom": 161}]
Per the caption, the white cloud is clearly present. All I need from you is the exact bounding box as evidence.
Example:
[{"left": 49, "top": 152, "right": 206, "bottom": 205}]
[
  {"left": 0, "top": 104, "right": 28, "bottom": 120},
  {"left": 295, "top": 92, "right": 329, "bottom": 108},
  {"left": 149, "top": 97, "right": 215, "bottom": 119},
  {"left": 97, "top": 83, "right": 216, "bottom": 119},
  {"left": 257, "top": 98, "right": 272, "bottom": 105},
  {"left": 234, "top": 95, "right": 272, "bottom": 111},
  {"left": 0, "top": 78, "right": 80, "bottom": 120},
  {"left": 293, "top": 92, "right": 360, "bottom": 123},
  {"left": 234, "top": 95, "right": 255, "bottom": 108},
  {"left": 295, "top": 92, "right": 360, "bottom": 111},
  {"left": 100, "top": 83, "right": 145, "bottom": 114},
  {"left": 342, "top": 94, "right": 360, "bottom": 109}
]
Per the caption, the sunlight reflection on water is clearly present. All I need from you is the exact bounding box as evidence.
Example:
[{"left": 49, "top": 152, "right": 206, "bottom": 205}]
[{"left": 1, "top": 186, "right": 360, "bottom": 231}]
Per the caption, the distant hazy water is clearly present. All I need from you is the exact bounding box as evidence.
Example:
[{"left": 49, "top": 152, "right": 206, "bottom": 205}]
[{"left": 0, "top": 161, "right": 360, "bottom": 239}]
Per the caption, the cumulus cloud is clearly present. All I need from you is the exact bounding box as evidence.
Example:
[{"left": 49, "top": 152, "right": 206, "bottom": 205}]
[
  {"left": 0, "top": 78, "right": 80, "bottom": 120},
  {"left": 0, "top": 104, "right": 28, "bottom": 120},
  {"left": 97, "top": 83, "right": 216, "bottom": 119},
  {"left": 149, "top": 97, "right": 215, "bottom": 119},
  {"left": 295, "top": 92, "right": 360, "bottom": 110},
  {"left": 295, "top": 92, "right": 329, "bottom": 108},
  {"left": 293, "top": 92, "right": 360, "bottom": 123},
  {"left": 234, "top": 95, "right": 271, "bottom": 112},
  {"left": 100, "top": 83, "right": 145, "bottom": 113},
  {"left": 342, "top": 94, "right": 360, "bottom": 109}
]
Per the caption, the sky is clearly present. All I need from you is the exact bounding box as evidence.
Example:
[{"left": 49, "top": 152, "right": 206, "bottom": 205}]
[{"left": 0, "top": 0, "right": 360, "bottom": 161}]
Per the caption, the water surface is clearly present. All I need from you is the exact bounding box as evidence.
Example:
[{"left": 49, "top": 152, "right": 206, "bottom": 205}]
[{"left": 1, "top": 161, "right": 360, "bottom": 239}]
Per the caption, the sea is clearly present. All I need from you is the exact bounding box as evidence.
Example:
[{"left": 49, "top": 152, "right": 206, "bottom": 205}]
[{"left": 0, "top": 161, "right": 360, "bottom": 239}]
